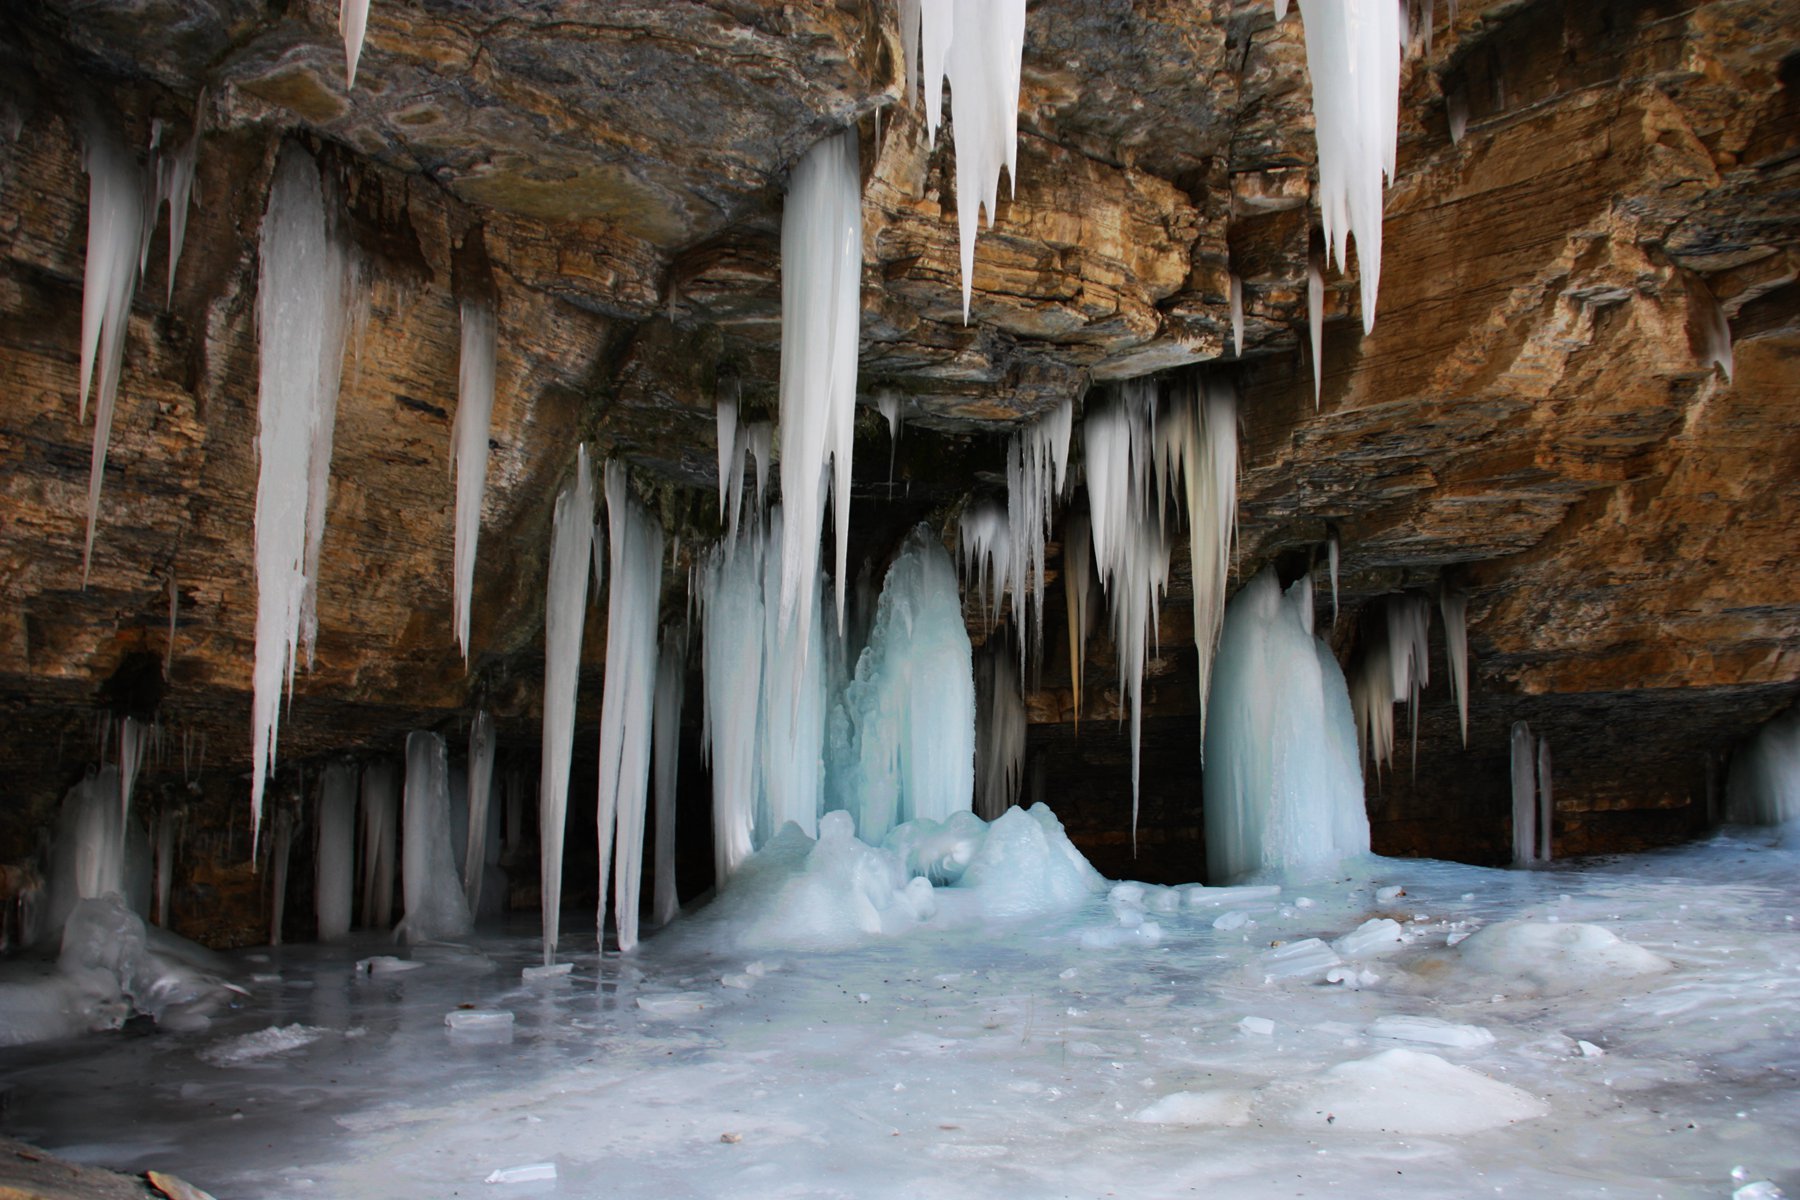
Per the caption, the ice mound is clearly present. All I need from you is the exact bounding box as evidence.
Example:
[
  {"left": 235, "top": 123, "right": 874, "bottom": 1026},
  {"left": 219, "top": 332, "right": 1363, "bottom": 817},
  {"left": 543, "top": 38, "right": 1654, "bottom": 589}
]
[
  {"left": 1287, "top": 1048, "right": 1547, "bottom": 1134},
  {"left": 1454, "top": 921, "right": 1673, "bottom": 995},
  {"left": 200, "top": 1023, "right": 327, "bottom": 1066},
  {"left": 1133, "top": 1089, "right": 1253, "bottom": 1126},
  {"left": 687, "top": 804, "right": 1102, "bottom": 952}
]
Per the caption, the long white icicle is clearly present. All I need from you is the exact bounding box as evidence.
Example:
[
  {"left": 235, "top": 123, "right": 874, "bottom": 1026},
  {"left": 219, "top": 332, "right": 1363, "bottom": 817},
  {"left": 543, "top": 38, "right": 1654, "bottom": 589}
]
[
  {"left": 451, "top": 299, "right": 497, "bottom": 661},
  {"left": 651, "top": 627, "right": 686, "bottom": 927},
  {"left": 539, "top": 446, "right": 595, "bottom": 965},
  {"left": 341, "top": 0, "right": 370, "bottom": 88}
]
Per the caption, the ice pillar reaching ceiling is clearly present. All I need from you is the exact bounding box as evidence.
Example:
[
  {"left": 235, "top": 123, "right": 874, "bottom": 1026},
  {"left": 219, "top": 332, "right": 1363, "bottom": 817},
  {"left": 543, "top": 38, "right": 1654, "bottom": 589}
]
[{"left": 538, "top": 447, "right": 595, "bottom": 964}]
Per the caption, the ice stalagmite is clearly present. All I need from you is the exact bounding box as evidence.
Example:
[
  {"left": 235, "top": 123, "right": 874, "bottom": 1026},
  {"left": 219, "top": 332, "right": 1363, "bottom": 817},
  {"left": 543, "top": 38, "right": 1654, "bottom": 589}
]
[
  {"left": 595, "top": 462, "right": 663, "bottom": 953},
  {"left": 462, "top": 710, "right": 495, "bottom": 914},
  {"left": 1439, "top": 589, "right": 1470, "bottom": 746},
  {"left": 759, "top": 507, "right": 829, "bottom": 842},
  {"left": 1057, "top": 517, "right": 1092, "bottom": 739},
  {"left": 341, "top": 0, "right": 370, "bottom": 88},
  {"left": 450, "top": 301, "right": 496, "bottom": 661},
  {"left": 899, "top": 0, "right": 1029, "bottom": 319},
  {"left": 539, "top": 447, "right": 594, "bottom": 964},
  {"left": 834, "top": 527, "right": 975, "bottom": 842},
  {"left": 314, "top": 763, "right": 355, "bottom": 941},
  {"left": 251, "top": 145, "right": 356, "bottom": 845},
  {"left": 1083, "top": 385, "right": 1172, "bottom": 846},
  {"left": 974, "top": 640, "right": 1026, "bottom": 820},
  {"left": 777, "top": 129, "right": 860, "bottom": 662},
  {"left": 1203, "top": 567, "right": 1367, "bottom": 883},
  {"left": 703, "top": 525, "right": 766, "bottom": 883},
  {"left": 1511, "top": 720, "right": 1537, "bottom": 867},
  {"left": 359, "top": 762, "right": 397, "bottom": 930},
  {"left": 76, "top": 119, "right": 148, "bottom": 581},
  {"left": 1295, "top": 0, "right": 1401, "bottom": 331},
  {"left": 651, "top": 628, "right": 687, "bottom": 926},
  {"left": 399, "top": 732, "right": 472, "bottom": 943}
]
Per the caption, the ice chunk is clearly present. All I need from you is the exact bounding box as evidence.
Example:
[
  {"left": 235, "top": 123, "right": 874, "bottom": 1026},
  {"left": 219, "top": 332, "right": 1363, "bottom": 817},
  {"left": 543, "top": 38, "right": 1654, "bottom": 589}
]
[
  {"left": 1290, "top": 1048, "right": 1545, "bottom": 1134},
  {"left": 1368, "top": 1015, "right": 1494, "bottom": 1048},
  {"left": 1334, "top": 919, "right": 1407, "bottom": 958},
  {"left": 539, "top": 447, "right": 595, "bottom": 962},
  {"left": 1213, "top": 911, "right": 1249, "bottom": 932},
  {"left": 485, "top": 1163, "right": 556, "bottom": 1185},
  {"left": 450, "top": 300, "right": 497, "bottom": 661},
  {"left": 1454, "top": 922, "right": 1672, "bottom": 995},
  {"left": 1260, "top": 938, "right": 1342, "bottom": 983},
  {"left": 444, "top": 1009, "right": 513, "bottom": 1033},
  {"left": 958, "top": 806, "right": 1104, "bottom": 921},
  {"left": 1133, "top": 1090, "right": 1252, "bottom": 1127},
  {"left": 636, "top": 993, "right": 709, "bottom": 1017},
  {"left": 355, "top": 955, "right": 422, "bottom": 975},
  {"left": 522, "top": 962, "right": 573, "bottom": 983},
  {"left": 1374, "top": 885, "right": 1405, "bottom": 902},
  {"left": 1239, "top": 1016, "right": 1275, "bottom": 1036}
]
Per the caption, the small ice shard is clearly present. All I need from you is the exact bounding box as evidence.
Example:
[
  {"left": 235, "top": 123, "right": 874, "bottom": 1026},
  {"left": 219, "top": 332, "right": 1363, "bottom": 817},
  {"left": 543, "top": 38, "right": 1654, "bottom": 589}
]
[
  {"left": 484, "top": 1163, "right": 556, "bottom": 1185},
  {"left": 444, "top": 1009, "right": 513, "bottom": 1032},
  {"left": 1577, "top": 1039, "right": 1605, "bottom": 1057},
  {"left": 450, "top": 300, "right": 497, "bottom": 661},
  {"left": 1239, "top": 1015, "right": 1276, "bottom": 1036},
  {"left": 522, "top": 962, "right": 573, "bottom": 983},
  {"left": 1368, "top": 1014, "right": 1495, "bottom": 1048}
]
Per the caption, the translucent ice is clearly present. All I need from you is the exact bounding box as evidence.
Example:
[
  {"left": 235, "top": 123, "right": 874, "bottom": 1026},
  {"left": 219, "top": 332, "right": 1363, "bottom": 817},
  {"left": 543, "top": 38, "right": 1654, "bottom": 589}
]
[{"left": 703, "top": 525, "right": 765, "bottom": 883}]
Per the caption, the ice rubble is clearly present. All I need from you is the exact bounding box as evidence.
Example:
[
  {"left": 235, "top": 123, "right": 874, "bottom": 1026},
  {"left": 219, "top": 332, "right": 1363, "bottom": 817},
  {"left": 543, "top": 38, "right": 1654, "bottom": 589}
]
[
  {"left": 250, "top": 145, "right": 357, "bottom": 846},
  {"left": 1727, "top": 705, "right": 1800, "bottom": 831},
  {"left": 1203, "top": 567, "right": 1368, "bottom": 883},
  {"left": 538, "top": 446, "right": 595, "bottom": 963},
  {"left": 450, "top": 300, "right": 496, "bottom": 661}
]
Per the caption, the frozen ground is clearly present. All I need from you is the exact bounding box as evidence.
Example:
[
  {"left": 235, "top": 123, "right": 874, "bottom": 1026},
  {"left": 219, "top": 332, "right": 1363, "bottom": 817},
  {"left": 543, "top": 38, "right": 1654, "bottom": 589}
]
[{"left": 1, "top": 826, "right": 1795, "bottom": 1200}]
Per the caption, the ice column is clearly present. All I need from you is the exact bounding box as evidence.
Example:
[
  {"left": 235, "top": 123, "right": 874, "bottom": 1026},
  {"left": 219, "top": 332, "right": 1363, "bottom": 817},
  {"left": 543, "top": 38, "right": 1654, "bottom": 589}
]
[
  {"left": 450, "top": 300, "right": 497, "bottom": 661},
  {"left": 250, "top": 145, "right": 356, "bottom": 845},
  {"left": 315, "top": 762, "right": 355, "bottom": 941},
  {"left": 153, "top": 811, "right": 176, "bottom": 927},
  {"left": 1203, "top": 567, "right": 1368, "bottom": 882},
  {"left": 595, "top": 462, "right": 663, "bottom": 953},
  {"left": 834, "top": 527, "right": 975, "bottom": 842},
  {"left": 759, "top": 507, "right": 829, "bottom": 842},
  {"left": 1510, "top": 721, "right": 1537, "bottom": 866},
  {"left": 703, "top": 526, "right": 765, "bottom": 883},
  {"left": 462, "top": 710, "right": 495, "bottom": 914},
  {"left": 776, "top": 129, "right": 861, "bottom": 664},
  {"left": 538, "top": 447, "right": 594, "bottom": 963},
  {"left": 1725, "top": 706, "right": 1800, "bottom": 828},
  {"left": 651, "top": 628, "right": 687, "bottom": 926},
  {"left": 359, "top": 762, "right": 397, "bottom": 930},
  {"left": 399, "top": 731, "right": 473, "bottom": 943},
  {"left": 1296, "top": 0, "right": 1401, "bottom": 331},
  {"left": 268, "top": 806, "right": 293, "bottom": 945}
]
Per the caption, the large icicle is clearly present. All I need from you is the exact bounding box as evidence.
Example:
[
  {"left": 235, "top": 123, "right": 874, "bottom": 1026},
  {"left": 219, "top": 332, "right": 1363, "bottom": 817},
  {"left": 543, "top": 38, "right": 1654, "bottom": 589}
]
[
  {"left": 1203, "top": 567, "right": 1368, "bottom": 883},
  {"left": 153, "top": 110, "right": 202, "bottom": 306},
  {"left": 1386, "top": 593, "right": 1432, "bottom": 772},
  {"left": 595, "top": 462, "right": 663, "bottom": 954},
  {"left": 250, "top": 145, "right": 355, "bottom": 844},
  {"left": 314, "top": 762, "right": 356, "bottom": 941},
  {"left": 1295, "top": 0, "right": 1401, "bottom": 331},
  {"left": 776, "top": 129, "right": 861, "bottom": 662},
  {"left": 398, "top": 731, "right": 473, "bottom": 943},
  {"left": 651, "top": 627, "right": 687, "bottom": 927},
  {"left": 341, "top": 0, "right": 370, "bottom": 88},
  {"left": 538, "top": 447, "right": 594, "bottom": 964},
  {"left": 462, "top": 710, "right": 495, "bottom": 914},
  {"left": 832, "top": 526, "right": 976, "bottom": 843},
  {"left": 450, "top": 300, "right": 497, "bottom": 661},
  {"left": 1439, "top": 588, "right": 1470, "bottom": 746},
  {"left": 703, "top": 525, "right": 765, "bottom": 884},
  {"left": 359, "top": 762, "right": 397, "bottom": 929},
  {"left": 1307, "top": 251, "right": 1325, "bottom": 405},
  {"left": 1062, "top": 511, "right": 1092, "bottom": 732},
  {"left": 76, "top": 119, "right": 149, "bottom": 580},
  {"left": 900, "top": 0, "right": 1029, "bottom": 319}
]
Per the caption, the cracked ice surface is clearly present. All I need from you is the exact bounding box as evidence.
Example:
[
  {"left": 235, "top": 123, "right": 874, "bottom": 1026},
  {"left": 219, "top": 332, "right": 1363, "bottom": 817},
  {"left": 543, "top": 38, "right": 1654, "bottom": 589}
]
[{"left": 0, "top": 829, "right": 1795, "bottom": 1199}]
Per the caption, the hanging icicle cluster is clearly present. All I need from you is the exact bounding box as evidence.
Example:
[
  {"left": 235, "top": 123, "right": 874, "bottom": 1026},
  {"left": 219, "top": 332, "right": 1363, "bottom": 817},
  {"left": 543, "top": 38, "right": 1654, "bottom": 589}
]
[
  {"left": 1350, "top": 588, "right": 1473, "bottom": 776},
  {"left": 249, "top": 144, "right": 358, "bottom": 846},
  {"left": 1156, "top": 376, "right": 1238, "bottom": 736},
  {"left": 896, "top": 0, "right": 1029, "bottom": 320},
  {"left": 959, "top": 399, "right": 1073, "bottom": 660}
]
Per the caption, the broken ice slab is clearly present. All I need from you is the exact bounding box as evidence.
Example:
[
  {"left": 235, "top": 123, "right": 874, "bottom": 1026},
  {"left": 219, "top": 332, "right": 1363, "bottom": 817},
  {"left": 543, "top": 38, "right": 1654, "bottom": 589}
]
[
  {"left": 445, "top": 1009, "right": 514, "bottom": 1033},
  {"left": 1333, "top": 918, "right": 1408, "bottom": 958},
  {"left": 1183, "top": 884, "right": 1281, "bottom": 908},
  {"left": 636, "top": 993, "right": 708, "bottom": 1017},
  {"left": 356, "top": 956, "right": 423, "bottom": 975},
  {"left": 1259, "top": 937, "right": 1341, "bottom": 982},
  {"left": 1368, "top": 1015, "right": 1495, "bottom": 1049},
  {"left": 485, "top": 1162, "right": 556, "bottom": 1184},
  {"left": 521, "top": 962, "right": 573, "bottom": 983}
]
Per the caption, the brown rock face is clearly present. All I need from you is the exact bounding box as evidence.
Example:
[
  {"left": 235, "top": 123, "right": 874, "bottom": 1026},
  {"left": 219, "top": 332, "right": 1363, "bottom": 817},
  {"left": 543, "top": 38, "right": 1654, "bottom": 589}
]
[{"left": 0, "top": 0, "right": 1794, "bottom": 930}]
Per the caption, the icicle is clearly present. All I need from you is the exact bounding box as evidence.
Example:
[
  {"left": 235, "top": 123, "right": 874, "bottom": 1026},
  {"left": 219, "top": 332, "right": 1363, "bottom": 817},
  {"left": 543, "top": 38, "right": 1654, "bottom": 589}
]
[
  {"left": 715, "top": 386, "right": 740, "bottom": 528},
  {"left": 153, "top": 810, "right": 175, "bottom": 927},
  {"left": 268, "top": 805, "right": 293, "bottom": 944},
  {"left": 594, "top": 461, "right": 663, "bottom": 954},
  {"left": 76, "top": 118, "right": 150, "bottom": 581},
  {"left": 1228, "top": 273, "right": 1245, "bottom": 358},
  {"left": 538, "top": 446, "right": 594, "bottom": 964},
  {"left": 1447, "top": 90, "right": 1469, "bottom": 145},
  {"left": 341, "top": 0, "right": 370, "bottom": 88},
  {"left": 450, "top": 300, "right": 497, "bottom": 661},
  {"left": 703, "top": 524, "right": 765, "bottom": 883},
  {"left": 398, "top": 731, "right": 472, "bottom": 943},
  {"left": 1535, "top": 737, "right": 1553, "bottom": 863},
  {"left": 1203, "top": 568, "right": 1367, "bottom": 882},
  {"left": 1161, "top": 377, "right": 1238, "bottom": 738},
  {"left": 1327, "top": 534, "right": 1340, "bottom": 624},
  {"left": 651, "top": 627, "right": 686, "bottom": 927},
  {"left": 1273, "top": 0, "right": 1290, "bottom": 19},
  {"left": 877, "top": 389, "right": 903, "bottom": 483},
  {"left": 1510, "top": 721, "right": 1536, "bottom": 867},
  {"left": 315, "top": 762, "right": 355, "bottom": 940},
  {"left": 1062, "top": 511, "right": 1091, "bottom": 731},
  {"left": 1307, "top": 250, "right": 1325, "bottom": 406},
  {"left": 1694, "top": 280, "right": 1734, "bottom": 383},
  {"left": 117, "top": 716, "right": 150, "bottom": 826},
  {"left": 777, "top": 129, "right": 861, "bottom": 654},
  {"left": 359, "top": 763, "right": 398, "bottom": 929},
  {"left": 154, "top": 106, "right": 202, "bottom": 306},
  {"left": 463, "top": 710, "right": 495, "bottom": 914},
  {"left": 250, "top": 146, "right": 355, "bottom": 845},
  {"left": 833, "top": 526, "right": 976, "bottom": 842},
  {"left": 1295, "top": 0, "right": 1401, "bottom": 331},
  {"left": 958, "top": 500, "right": 1012, "bottom": 629},
  {"left": 165, "top": 573, "right": 178, "bottom": 680},
  {"left": 1439, "top": 588, "right": 1469, "bottom": 746},
  {"left": 1385, "top": 594, "right": 1432, "bottom": 775},
  {"left": 744, "top": 422, "right": 774, "bottom": 519},
  {"left": 974, "top": 639, "right": 1026, "bottom": 819}
]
